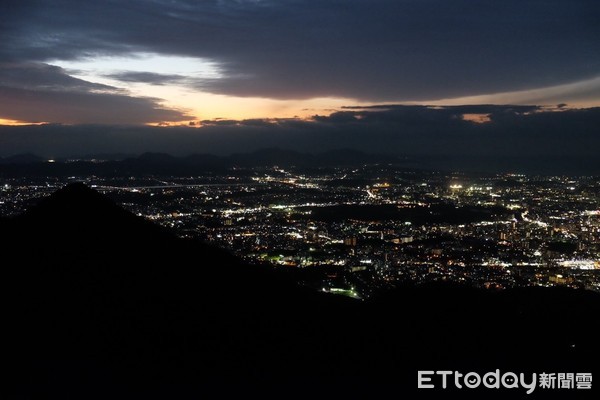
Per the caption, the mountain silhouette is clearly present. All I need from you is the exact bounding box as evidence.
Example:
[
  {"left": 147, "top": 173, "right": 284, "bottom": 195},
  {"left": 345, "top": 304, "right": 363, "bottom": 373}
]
[
  {"left": 2, "top": 184, "right": 599, "bottom": 399},
  {"left": 0, "top": 148, "right": 405, "bottom": 178},
  {"left": 19, "top": 182, "right": 150, "bottom": 227},
  {"left": 0, "top": 153, "right": 44, "bottom": 165}
]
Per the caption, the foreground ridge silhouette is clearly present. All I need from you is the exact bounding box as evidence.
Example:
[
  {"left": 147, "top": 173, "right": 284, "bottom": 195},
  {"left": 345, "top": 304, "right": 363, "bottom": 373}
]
[{"left": 2, "top": 184, "right": 599, "bottom": 399}]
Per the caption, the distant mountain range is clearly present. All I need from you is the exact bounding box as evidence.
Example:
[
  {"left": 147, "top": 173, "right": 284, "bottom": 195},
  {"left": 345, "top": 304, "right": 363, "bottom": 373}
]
[
  {"left": 0, "top": 148, "right": 403, "bottom": 172},
  {"left": 2, "top": 148, "right": 599, "bottom": 176},
  {"left": 0, "top": 148, "right": 405, "bottom": 177},
  {"left": 2, "top": 184, "right": 599, "bottom": 398},
  {"left": 0, "top": 153, "right": 45, "bottom": 165}
]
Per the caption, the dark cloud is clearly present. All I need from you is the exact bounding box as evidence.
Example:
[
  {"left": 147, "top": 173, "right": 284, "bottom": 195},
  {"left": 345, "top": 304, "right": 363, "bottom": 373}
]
[
  {"left": 104, "top": 71, "right": 186, "bottom": 85},
  {"left": 199, "top": 119, "right": 242, "bottom": 127},
  {"left": 0, "top": 62, "right": 190, "bottom": 123},
  {"left": 341, "top": 105, "right": 541, "bottom": 114},
  {"left": 0, "top": 62, "right": 117, "bottom": 92},
  {"left": 1, "top": 107, "right": 598, "bottom": 163},
  {"left": 0, "top": 86, "right": 190, "bottom": 124},
  {"left": 1, "top": 0, "right": 598, "bottom": 101}
]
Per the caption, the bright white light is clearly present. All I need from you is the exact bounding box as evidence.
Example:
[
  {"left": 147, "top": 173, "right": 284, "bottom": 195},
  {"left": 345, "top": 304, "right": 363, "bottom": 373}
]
[{"left": 52, "top": 53, "right": 223, "bottom": 84}]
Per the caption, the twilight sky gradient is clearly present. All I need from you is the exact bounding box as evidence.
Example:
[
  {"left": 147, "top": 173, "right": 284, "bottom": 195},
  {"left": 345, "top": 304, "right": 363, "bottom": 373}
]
[{"left": 0, "top": 0, "right": 599, "bottom": 158}]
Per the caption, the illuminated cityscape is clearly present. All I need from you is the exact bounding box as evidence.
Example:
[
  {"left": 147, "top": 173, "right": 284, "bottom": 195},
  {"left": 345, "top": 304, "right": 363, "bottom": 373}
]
[
  {"left": 3, "top": 1, "right": 599, "bottom": 396},
  {"left": 3, "top": 163, "right": 598, "bottom": 298}
]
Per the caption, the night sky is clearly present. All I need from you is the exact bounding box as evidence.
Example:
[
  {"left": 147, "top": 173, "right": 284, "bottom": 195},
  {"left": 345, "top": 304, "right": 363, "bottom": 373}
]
[{"left": 1, "top": 0, "right": 599, "bottom": 158}]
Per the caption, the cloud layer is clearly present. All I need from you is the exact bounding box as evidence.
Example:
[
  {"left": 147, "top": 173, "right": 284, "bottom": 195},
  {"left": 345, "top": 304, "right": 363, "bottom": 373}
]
[
  {"left": 0, "top": 62, "right": 191, "bottom": 123},
  {"left": 3, "top": 0, "right": 599, "bottom": 102},
  {"left": 1, "top": 106, "right": 598, "bottom": 165}
]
